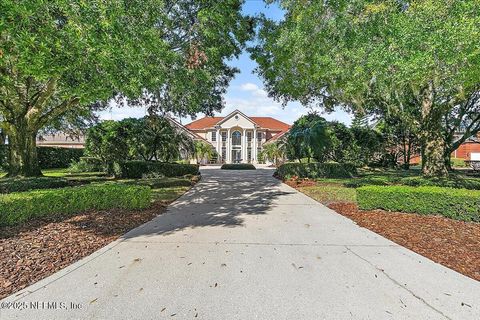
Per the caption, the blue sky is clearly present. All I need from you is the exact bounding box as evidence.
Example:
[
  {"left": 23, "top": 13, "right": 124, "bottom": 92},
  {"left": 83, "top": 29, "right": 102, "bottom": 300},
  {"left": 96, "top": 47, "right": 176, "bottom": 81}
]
[{"left": 99, "top": 1, "right": 352, "bottom": 126}]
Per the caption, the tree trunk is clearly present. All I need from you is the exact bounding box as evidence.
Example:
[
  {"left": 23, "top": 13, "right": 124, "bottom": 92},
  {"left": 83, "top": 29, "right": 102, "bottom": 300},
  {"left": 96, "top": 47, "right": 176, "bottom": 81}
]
[
  {"left": 444, "top": 148, "right": 453, "bottom": 171},
  {"left": 401, "top": 136, "right": 410, "bottom": 170},
  {"left": 420, "top": 83, "right": 448, "bottom": 177},
  {"left": 422, "top": 132, "right": 448, "bottom": 176},
  {"left": 6, "top": 120, "right": 42, "bottom": 177}
]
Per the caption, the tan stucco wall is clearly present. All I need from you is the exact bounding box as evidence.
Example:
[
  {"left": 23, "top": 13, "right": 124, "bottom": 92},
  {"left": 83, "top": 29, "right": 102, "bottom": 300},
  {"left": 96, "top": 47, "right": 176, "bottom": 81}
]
[{"left": 219, "top": 113, "right": 256, "bottom": 129}]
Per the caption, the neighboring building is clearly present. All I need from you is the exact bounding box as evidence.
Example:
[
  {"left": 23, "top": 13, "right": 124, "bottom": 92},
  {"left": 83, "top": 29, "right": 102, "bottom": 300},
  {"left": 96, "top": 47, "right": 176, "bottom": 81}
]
[
  {"left": 409, "top": 132, "right": 480, "bottom": 165},
  {"left": 451, "top": 133, "right": 480, "bottom": 161},
  {"left": 185, "top": 110, "right": 291, "bottom": 164},
  {"left": 36, "top": 133, "right": 85, "bottom": 149}
]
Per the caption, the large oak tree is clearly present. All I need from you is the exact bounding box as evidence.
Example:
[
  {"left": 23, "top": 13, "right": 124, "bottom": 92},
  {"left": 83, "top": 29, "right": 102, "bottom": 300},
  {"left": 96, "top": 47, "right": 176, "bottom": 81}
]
[
  {"left": 0, "top": 0, "right": 252, "bottom": 176},
  {"left": 252, "top": 0, "right": 480, "bottom": 176}
]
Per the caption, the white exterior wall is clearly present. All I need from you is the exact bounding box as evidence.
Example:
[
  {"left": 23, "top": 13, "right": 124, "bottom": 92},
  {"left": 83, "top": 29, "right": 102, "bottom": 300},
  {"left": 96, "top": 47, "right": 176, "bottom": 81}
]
[{"left": 191, "top": 111, "right": 268, "bottom": 164}]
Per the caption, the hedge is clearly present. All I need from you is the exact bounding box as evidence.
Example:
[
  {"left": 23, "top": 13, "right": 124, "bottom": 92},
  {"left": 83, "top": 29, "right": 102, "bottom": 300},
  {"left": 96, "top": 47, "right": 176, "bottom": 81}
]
[
  {"left": 221, "top": 163, "right": 256, "bottom": 170},
  {"left": 122, "top": 177, "right": 195, "bottom": 188},
  {"left": 113, "top": 161, "right": 199, "bottom": 179},
  {"left": 68, "top": 157, "right": 104, "bottom": 173},
  {"left": 357, "top": 185, "right": 480, "bottom": 222},
  {"left": 345, "top": 175, "right": 480, "bottom": 190},
  {"left": 277, "top": 162, "right": 357, "bottom": 180},
  {"left": 0, "top": 146, "right": 84, "bottom": 170},
  {"left": 0, "top": 183, "right": 151, "bottom": 226},
  {"left": 38, "top": 147, "right": 84, "bottom": 169},
  {"left": 0, "top": 177, "right": 76, "bottom": 194},
  {"left": 0, "top": 145, "right": 7, "bottom": 170}
]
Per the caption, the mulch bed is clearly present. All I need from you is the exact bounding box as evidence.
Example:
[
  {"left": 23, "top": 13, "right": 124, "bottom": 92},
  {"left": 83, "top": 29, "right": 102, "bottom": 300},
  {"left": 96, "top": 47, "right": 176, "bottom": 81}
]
[
  {"left": 329, "top": 202, "right": 480, "bottom": 281},
  {"left": 284, "top": 177, "right": 317, "bottom": 188},
  {"left": 0, "top": 202, "right": 167, "bottom": 299}
]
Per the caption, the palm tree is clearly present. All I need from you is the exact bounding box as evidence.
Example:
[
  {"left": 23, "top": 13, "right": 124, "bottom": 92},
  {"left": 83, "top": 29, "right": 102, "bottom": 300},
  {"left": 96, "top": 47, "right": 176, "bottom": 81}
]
[
  {"left": 194, "top": 141, "right": 215, "bottom": 165},
  {"left": 261, "top": 141, "right": 285, "bottom": 167}
]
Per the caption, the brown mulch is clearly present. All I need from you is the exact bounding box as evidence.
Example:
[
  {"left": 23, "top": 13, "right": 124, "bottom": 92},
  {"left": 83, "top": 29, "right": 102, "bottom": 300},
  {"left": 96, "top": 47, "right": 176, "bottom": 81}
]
[
  {"left": 329, "top": 202, "right": 480, "bottom": 281},
  {"left": 284, "top": 177, "right": 317, "bottom": 188},
  {"left": 0, "top": 202, "right": 167, "bottom": 299}
]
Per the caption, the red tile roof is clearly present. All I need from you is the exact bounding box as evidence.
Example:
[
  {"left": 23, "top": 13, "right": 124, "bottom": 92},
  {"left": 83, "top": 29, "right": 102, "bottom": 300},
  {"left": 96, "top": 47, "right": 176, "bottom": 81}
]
[
  {"left": 185, "top": 117, "right": 224, "bottom": 130},
  {"left": 250, "top": 117, "right": 291, "bottom": 132},
  {"left": 185, "top": 116, "right": 291, "bottom": 131},
  {"left": 265, "top": 129, "right": 289, "bottom": 143}
]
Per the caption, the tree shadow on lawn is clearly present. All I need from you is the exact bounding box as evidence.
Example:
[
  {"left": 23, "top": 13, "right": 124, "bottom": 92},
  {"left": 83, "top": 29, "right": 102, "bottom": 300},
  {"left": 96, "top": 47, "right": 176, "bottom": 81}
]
[
  {"left": 123, "top": 168, "right": 295, "bottom": 239},
  {"left": 0, "top": 169, "right": 293, "bottom": 240}
]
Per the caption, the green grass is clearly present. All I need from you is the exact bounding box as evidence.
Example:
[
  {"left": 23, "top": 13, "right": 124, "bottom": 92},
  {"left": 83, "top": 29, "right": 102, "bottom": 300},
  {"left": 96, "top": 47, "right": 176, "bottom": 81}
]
[
  {"left": 151, "top": 186, "right": 190, "bottom": 202},
  {"left": 298, "top": 184, "right": 356, "bottom": 204},
  {"left": 451, "top": 158, "right": 468, "bottom": 168},
  {"left": 0, "top": 184, "right": 151, "bottom": 226},
  {"left": 357, "top": 185, "right": 480, "bottom": 222},
  {"left": 0, "top": 168, "right": 199, "bottom": 225},
  {"left": 316, "top": 168, "right": 480, "bottom": 189},
  {"left": 298, "top": 168, "right": 480, "bottom": 206}
]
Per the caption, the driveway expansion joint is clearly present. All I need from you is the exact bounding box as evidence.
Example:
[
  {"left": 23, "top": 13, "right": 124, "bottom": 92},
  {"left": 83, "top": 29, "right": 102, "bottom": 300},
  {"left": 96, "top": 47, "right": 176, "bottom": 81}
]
[{"left": 345, "top": 245, "right": 453, "bottom": 320}]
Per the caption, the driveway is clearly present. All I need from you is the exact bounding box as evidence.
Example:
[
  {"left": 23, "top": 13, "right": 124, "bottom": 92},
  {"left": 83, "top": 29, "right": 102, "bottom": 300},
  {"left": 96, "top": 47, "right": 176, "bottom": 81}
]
[{"left": 2, "top": 167, "right": 479, "bottom": 319}]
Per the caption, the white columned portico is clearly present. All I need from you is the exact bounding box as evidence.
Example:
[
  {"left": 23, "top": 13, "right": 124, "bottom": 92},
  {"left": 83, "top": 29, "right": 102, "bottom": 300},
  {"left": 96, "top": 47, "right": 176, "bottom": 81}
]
[
  {"left": 242, "top": 128, "right": 247, "bottom": 163},
  {"left": 216, "top": 128, "right": 221, "bottom": 159},
  {"left": 226, "top": 128, "right": 231, "bottom": 163},
  {"left": 253, "top": 127, "right": 257, "bottom": 163}
]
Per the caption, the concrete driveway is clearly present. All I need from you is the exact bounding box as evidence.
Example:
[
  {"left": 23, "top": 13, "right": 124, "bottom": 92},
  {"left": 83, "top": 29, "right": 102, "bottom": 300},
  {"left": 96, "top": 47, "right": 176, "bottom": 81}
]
[{"left": 2, "top": 167, "right": 479, "bottom": 319}]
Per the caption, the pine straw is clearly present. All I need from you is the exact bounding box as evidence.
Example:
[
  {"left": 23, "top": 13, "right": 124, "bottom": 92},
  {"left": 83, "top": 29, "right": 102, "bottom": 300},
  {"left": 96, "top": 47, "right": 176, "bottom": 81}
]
[
  {"left": 329, "top": 202, "right": 480, "bottom": 282},
  {"left": 0, "top": 202, "right": 167, "bottom": 299}
]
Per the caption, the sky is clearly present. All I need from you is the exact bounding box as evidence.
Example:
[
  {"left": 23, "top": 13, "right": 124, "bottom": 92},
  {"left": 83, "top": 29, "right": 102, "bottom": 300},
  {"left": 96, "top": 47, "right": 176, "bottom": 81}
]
[{"left": 98, "top": 1, "right": 352, "bottom": 126}]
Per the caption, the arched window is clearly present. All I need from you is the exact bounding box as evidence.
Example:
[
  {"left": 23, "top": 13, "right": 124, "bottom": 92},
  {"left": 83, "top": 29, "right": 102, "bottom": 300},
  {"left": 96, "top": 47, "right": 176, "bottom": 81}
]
[{"left": 232, "top": 131, "right": 242, "bottom": 146}]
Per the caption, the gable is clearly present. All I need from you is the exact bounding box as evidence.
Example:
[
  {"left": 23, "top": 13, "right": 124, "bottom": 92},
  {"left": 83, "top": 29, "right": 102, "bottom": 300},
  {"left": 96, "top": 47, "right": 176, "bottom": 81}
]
[
  {"left": 184, "top": 111, "right": 291, "bottom": 131},
  {"left": 216, "top": 111, "right": 256, "bottom": 129}
]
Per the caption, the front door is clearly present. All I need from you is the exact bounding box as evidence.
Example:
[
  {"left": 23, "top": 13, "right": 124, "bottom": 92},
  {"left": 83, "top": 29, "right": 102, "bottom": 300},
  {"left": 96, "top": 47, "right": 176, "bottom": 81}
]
[{"left": 232, "top": 149, "right": 242, "bottom": 163}]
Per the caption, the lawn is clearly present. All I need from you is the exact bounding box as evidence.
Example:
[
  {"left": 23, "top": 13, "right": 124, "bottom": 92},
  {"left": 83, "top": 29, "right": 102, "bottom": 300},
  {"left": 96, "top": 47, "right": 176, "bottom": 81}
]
[
  {"left": 294, "top": 168, "right": 417, "bottom": 205},
  {"left": 288, "top": 168, "right": 480, "bottom": 282},
  {"left": 0, "top": 168, "right": 199, "bottom": 299},
  {"left": 300, "top": 168, "right": 480, "bottom": 205},
  {"left": 298, "top": 184, "right": 356, "bottom": 204}
]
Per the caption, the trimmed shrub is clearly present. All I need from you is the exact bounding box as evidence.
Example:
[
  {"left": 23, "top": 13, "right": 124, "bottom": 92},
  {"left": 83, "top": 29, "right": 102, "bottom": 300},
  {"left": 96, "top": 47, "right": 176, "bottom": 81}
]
[
  {"left": 122, "top": 177, "right": 194, "bottom": 188},
  {"left": 345, "top": 175, "right": 480, "bottom": 190},
  {"left": 344, "top": 176, "right": 394, "bottom": 188},
  {"left": 357, "top": 185, "right": 480, "bottom": 222},
  {"left": 399, "top": 176, "right": 480, "bottom": 190},
  {"left": 277, "top": 162, "right": 357, "bottom": 180},
  {"left": 0, "top": 146, "right": 82, "bottom": 170},
  {"left": 0, "top": 177, "right": 74, "bottom": 194},
  {"left": 221, "top": 163, "right": 256, "bottom": 170},
  {"left": 0, "top": 145, "right": 8, "bottom": 170},
  {"left": 37, "top": 147, "right": 84, "bottom": 169},
  {"left": 0, "top": 183, "right": 151, "bottom": 226},
  {"left": 69, "top": 157, "right": 104, "bottom": 173},
  {"left": 113, "top": 161, "right": 199, "bottom": 179}
]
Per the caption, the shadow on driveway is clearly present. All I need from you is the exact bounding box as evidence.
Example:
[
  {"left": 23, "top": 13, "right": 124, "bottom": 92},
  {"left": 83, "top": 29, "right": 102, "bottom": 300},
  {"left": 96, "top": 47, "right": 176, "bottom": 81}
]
[{"left": 123, "top": 168, "right": 294, "bottom": 238}]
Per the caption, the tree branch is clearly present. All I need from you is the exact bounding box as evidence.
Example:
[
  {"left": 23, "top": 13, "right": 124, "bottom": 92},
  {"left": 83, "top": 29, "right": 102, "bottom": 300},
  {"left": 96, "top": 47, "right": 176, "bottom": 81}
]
[{"left": 34, "top": 96, "right": 80, "bottom": 129}]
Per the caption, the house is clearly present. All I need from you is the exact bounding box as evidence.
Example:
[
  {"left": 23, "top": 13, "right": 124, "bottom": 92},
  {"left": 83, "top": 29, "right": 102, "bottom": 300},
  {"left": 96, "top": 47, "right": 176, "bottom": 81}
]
[
  {"left": 185, "top": 110, "right": 291, "bottom": 164},
  {"left": 451, "top": 133, "right": 480, "bottom": 161},
  {"left": 408, "top": 132, "right": 480, "bottom": 166},
  {"left": 36, "top": 133, "right": 85, "bottom": 149}
]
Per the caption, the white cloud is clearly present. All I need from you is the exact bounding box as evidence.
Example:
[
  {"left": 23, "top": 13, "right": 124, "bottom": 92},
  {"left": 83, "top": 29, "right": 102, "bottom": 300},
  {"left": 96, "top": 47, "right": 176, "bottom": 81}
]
[
  {"left": 97, "top": 100, "right": 147, "bottom": 121},
  {"left": 96, "top": 83, "right": 353, "bottom": 127},
  {"left": 239, "top": 82, "right": 259, "bottom": 91},
  {"left": 219, "top": 83, "right": 353, "bottom": 125}
]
